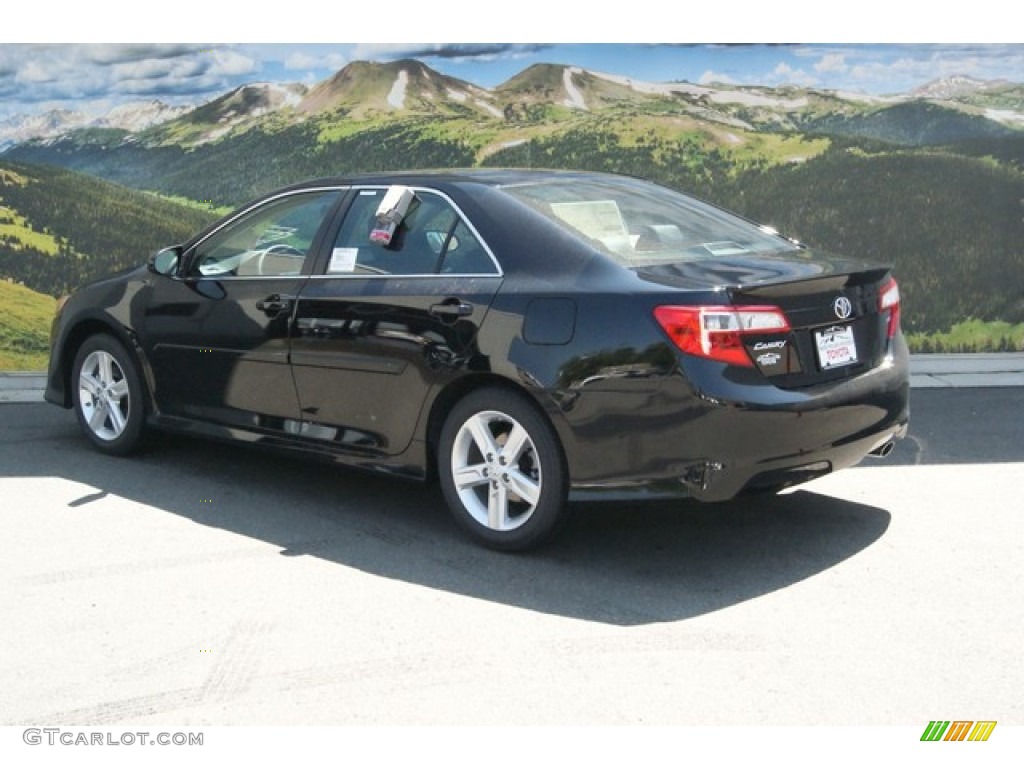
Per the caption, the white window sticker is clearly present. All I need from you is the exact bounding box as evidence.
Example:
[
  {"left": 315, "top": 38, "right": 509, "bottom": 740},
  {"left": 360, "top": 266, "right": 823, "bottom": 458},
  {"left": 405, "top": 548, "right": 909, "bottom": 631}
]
[
  {"left": 328, "top": 247, "right": 359, "bottom": 273},
  {"left": 550, "top": 200, "right": 628, "bottom": 241}
]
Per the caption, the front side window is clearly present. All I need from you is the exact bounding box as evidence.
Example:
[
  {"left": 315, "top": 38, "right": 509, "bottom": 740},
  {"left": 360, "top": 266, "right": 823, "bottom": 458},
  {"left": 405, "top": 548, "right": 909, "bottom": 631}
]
[
  {"left": 191, "top": 190, "right": 342, "bottom": 277},
  {"left": 327, "top": 188, "right": 498, "bottom": 276}
]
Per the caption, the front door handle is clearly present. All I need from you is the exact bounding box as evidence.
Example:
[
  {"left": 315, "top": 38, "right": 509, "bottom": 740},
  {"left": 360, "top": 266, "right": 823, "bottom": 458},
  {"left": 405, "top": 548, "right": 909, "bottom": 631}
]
[
  {"left": 429, "top": 298, "right": 474, "bottom": 319},
  {"left": 256, "top": 294, "right": 295, "bottom": 316}
]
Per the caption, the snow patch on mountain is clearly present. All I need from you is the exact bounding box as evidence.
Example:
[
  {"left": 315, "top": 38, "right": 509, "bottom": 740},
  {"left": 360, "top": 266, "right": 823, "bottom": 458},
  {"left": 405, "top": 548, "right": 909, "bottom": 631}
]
[
  {"left": 913, "top": 75, "right": 995, "bottom": 99},
  {"left": 591, "top": 69, "right": 712, "bottom": 98},
  {"left": 589, "top": 67, "right": 807, "bottom": 108},
  {"left": 832, "top": 90, "right": 891, "bottom": 104},
  {"left": 476, "top": 99, "right": 503, "bottom": 118},
  {"left": 102, "top": 101, "right": 192, "bottom": 131},
  {"left": 985, "top": 108, "right": 1024, "bottom": 125},
  {"left": 562, "top": 67, "right": 587, "bottom": 110},
  {"left": 0, "top": 101, "right": 189, "bottom": 148},
  {"left": 260, "top": 82, "right": 304, "bottom": 108},
  {"left": 388, "top": 71, "right": 408, "bottom": 109},
  {"left": 0, "top": 110, "right": 91, "bottom": 148},
  {"left": 708, "top": 90, "right": 808, "bottom": 109}
]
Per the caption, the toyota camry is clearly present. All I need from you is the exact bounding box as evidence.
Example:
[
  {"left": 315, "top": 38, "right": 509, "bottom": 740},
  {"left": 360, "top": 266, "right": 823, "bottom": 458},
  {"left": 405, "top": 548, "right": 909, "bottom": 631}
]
[{"left": 45, "top": 169, "right": 909, "bottom": 550}]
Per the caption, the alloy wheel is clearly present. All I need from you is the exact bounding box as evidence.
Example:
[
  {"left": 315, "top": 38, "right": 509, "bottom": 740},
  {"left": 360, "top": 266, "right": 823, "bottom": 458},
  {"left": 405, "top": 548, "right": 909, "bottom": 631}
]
[
  {"left": 450, "top": 409, "right": 542, "bottom": 532},
  {"left": 77, "top": 349, "right": 131, "bottom": 442}
]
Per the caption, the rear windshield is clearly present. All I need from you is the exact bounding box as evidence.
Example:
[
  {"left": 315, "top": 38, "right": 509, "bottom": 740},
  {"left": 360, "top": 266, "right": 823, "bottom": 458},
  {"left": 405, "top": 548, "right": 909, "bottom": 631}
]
[{"left": 499, "top": 176, "right": 799, "bottom": 267}]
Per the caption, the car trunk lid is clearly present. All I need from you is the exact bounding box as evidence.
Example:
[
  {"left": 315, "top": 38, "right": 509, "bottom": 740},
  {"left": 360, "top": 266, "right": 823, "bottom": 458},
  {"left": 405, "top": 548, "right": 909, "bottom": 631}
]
[{"left": 637, "top": 251, "right": 896, "bottom": 388}]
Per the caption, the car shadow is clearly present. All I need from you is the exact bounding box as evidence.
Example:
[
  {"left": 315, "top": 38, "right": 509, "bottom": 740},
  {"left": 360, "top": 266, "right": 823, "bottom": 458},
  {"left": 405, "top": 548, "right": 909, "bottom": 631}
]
[{"left": 5, "top": 405, "right": 891, "bottom": 627}]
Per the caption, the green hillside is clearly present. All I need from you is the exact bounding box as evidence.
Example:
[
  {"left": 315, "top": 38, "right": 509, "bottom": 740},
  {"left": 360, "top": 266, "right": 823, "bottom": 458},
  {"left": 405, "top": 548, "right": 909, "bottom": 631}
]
[
  {"left": 0, "top": 161, "right": 216, "bottom": 297},
  {"left": 720, "top": 148, "right": 1024, "bottom": 333},
  {"left": 5, "top": 121, "right": 1024, "bottom": 342},
  {"left": 0, "top": 280, "right": 55, "bottom": 370},
  {"left": 806, "top": 101, "right": 1017, "bottom": 146}
]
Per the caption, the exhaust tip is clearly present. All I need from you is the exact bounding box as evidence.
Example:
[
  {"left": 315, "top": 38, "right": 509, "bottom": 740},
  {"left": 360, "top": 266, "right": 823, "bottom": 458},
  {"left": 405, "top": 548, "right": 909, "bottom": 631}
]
[{"left": 869, "top": 440, "right": 895, "bottom": 458}]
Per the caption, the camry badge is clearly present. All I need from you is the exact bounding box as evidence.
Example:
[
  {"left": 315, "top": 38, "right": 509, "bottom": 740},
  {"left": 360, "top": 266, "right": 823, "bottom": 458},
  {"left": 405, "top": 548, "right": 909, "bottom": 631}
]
[{"left": 833, "top": 296, "right": 853, "bottom": 320}]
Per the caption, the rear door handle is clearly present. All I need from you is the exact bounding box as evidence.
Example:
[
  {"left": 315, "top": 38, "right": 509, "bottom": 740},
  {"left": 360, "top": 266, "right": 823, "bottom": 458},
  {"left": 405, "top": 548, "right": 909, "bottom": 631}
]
[
  {"left": 429, "top": 298, "right": 474, "bottom": 319},
  {"left": 256, "top": 294, "right": 295, "bottom": 316}
]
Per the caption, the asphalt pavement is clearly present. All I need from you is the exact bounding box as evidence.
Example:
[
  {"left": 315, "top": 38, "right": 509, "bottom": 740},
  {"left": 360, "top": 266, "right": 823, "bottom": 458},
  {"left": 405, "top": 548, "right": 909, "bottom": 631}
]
[
  {"left": 3, "top": 349, "right": 1023, "bottom": 729},
  {"left": 1, "top": 383, "right": 1022, "bottom": 727}
]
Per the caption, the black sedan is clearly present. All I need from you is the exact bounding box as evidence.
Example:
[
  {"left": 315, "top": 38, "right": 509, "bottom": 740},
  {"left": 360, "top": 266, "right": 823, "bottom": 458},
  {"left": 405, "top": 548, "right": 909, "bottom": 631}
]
[{"left": 45, "top": 169, "right": 909, "bottom": 550}]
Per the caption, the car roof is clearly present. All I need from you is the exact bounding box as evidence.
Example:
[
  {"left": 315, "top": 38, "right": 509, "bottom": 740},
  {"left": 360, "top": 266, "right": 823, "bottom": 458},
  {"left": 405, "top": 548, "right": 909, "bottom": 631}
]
[{"left": 276, "top": 168, "right": 629, "bottom": 193}]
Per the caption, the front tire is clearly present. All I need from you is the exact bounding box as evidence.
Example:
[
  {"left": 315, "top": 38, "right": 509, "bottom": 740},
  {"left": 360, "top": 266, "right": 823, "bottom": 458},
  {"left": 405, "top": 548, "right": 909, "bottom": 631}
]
[
  {"left": 71, "top": 334, "right": 146, "bottom": 455},
  {"left": 438, "top": 388, "right": 568, "bottom": 551}
]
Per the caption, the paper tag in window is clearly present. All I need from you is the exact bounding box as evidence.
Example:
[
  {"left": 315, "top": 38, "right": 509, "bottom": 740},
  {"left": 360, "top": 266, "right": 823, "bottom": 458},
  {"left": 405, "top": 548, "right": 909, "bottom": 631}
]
[{"left": 328, "top": 247, "right": 358, "bottom": 273}]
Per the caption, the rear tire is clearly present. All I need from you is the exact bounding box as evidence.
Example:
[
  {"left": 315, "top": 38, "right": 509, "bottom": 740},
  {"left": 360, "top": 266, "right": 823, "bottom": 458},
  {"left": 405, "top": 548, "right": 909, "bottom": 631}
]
[
  {"left": 438, "top": 388, "right": 568, "bottom": 551},
  {"left": 71, "top": 334, "right": 146, "bottom": 456}
]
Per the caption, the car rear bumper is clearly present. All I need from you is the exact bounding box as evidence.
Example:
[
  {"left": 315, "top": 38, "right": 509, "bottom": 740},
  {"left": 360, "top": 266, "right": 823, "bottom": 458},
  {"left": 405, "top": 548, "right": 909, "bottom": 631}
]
[{"left": 560, "top": 342, "right": 910, "bottom": 502}]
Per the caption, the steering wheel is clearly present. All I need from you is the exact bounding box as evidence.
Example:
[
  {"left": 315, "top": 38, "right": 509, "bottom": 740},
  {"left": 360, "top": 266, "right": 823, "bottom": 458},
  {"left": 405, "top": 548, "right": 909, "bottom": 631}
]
[{"left": 256, "top": 243, "right": 305, "bottom": 276}]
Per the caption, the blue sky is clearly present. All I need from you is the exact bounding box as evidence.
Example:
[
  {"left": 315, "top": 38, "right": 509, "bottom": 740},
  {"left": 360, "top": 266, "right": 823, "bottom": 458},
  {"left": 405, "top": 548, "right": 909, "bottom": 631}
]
[{"left": 2, "top": 0, "right": 1022, "bottom": 122}]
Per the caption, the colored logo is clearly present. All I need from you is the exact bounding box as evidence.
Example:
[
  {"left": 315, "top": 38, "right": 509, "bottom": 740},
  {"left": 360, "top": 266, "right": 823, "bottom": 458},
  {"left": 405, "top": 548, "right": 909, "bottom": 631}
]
[
  {"left": 833, "top": 296, "right": 853, "bottom": 320},
  {"left": 920, "top": 720, "right": 997, "bottom": 742}
]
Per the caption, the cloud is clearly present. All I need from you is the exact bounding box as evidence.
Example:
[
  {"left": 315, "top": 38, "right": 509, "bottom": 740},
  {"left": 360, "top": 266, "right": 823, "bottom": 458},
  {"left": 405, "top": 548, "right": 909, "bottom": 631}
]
[
  {"left": 283, "top": 51, "right": 349, "bottom": 72},
  {"left": 111, "top": 56, "right": 205, "bottom": 83},
  {"left": 84, "top": 44, "right": 203, "bottom": 66},
  {"left": 15, "top": 60, "right": 62, "bottom": 84},
  {"left": 209, "top": 49, "right": 258, "bottom": 76},
  {"left": 699, "top": 70, "right": 736, "bottom": 85},
  {"left": 795, "top": 44, "right": 1024, "bottom": 92},
  {"left": 350, "top": 43, "right": 551, "bottom": 62},
  {"left": 0, "top": 44, "right": 261, "bottom": 114},
  {"left": 814, "top": 53, "right": 848, "bottom": 74},
  {"left": 770, "top": 62, "right": 817, "bottom": 86}
]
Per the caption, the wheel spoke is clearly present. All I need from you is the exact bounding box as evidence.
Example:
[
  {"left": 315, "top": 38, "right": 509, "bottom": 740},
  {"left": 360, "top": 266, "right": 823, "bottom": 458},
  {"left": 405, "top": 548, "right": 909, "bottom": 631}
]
[
  {"left": 106, "top": 400, "right": 127, "bottom": 435},
  {"left": 107, "top": 379, "right": 129, "bottom": 401},
  {"left": 487, "top": 481, "right": 508, "bottom": 530},
  {"left": 80, "top": 373, "right": 103, "bottom": 398},
  {"left": 454, "top": 463, "right": 489, "bottom": 490},
  {"left": 88, "top": 403, "right": 108, "bottom": 433},
  {"left": 505, "top": 469, "right": 540, "bottom": 506},
  {"left": 98, "top": 352, "right": 115, "bottom": 386},
  {"left": 466, "top": 414, "right": 498, "bottom": 458},
  {"left": 500, "top": 423, "right": 530, "bottom": 464}
]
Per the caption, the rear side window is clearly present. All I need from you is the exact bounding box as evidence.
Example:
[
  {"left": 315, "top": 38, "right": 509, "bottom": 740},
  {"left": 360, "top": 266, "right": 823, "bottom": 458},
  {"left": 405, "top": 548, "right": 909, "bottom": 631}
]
[
  {"left": 327, "top": 188, "right": 498, "bottom": 276},
  {"left": 501, "top": 177, "right": 798, "bottom": 267}
]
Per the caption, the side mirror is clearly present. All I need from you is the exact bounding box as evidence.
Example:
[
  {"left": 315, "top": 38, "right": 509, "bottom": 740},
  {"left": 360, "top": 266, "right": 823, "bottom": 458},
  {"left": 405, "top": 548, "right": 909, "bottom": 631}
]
[{"left": 148, "top": 245, "right": 182, "bottom": 277}]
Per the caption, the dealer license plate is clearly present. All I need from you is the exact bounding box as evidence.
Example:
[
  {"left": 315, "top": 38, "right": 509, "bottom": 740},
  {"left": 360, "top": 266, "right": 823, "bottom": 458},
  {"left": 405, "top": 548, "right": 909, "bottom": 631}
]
[{"left": 815, "top": 325, "right": 858, "bottom": 370}]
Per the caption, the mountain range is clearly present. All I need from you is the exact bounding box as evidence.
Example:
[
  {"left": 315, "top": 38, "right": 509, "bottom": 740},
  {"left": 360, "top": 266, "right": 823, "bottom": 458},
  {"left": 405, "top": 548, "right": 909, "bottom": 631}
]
[
  {"left": 0, "top": 100, "right": 193, "bottom": 152},
  {"left": 3, "top": 61, "right": 1023, "bottom": 154}
]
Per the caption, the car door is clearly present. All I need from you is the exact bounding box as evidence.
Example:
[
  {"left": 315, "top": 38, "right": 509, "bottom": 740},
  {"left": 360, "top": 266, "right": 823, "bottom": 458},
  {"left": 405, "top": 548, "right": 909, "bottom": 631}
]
[
  {"left": 142, "top": 188, "right": 345, "bottom": 432},
  {"left": 289, "top": 186, "right": 503, "bottom": 456}
]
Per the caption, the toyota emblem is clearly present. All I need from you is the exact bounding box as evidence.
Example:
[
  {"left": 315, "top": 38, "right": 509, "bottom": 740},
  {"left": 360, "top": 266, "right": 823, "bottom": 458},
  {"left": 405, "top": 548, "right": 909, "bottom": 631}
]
[{"left": 833, "top": 296, "right": 853, "bottom": 320}]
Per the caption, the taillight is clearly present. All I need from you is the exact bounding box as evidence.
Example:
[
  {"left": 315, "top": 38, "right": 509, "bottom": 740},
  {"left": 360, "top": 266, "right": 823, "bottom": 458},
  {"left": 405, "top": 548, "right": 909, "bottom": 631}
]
[
  {"left": 654, "top": 305, "right": 790, "bottom": 367},
  {"left": 879, "top": 278, "right": 900, "bottom": 339}
]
